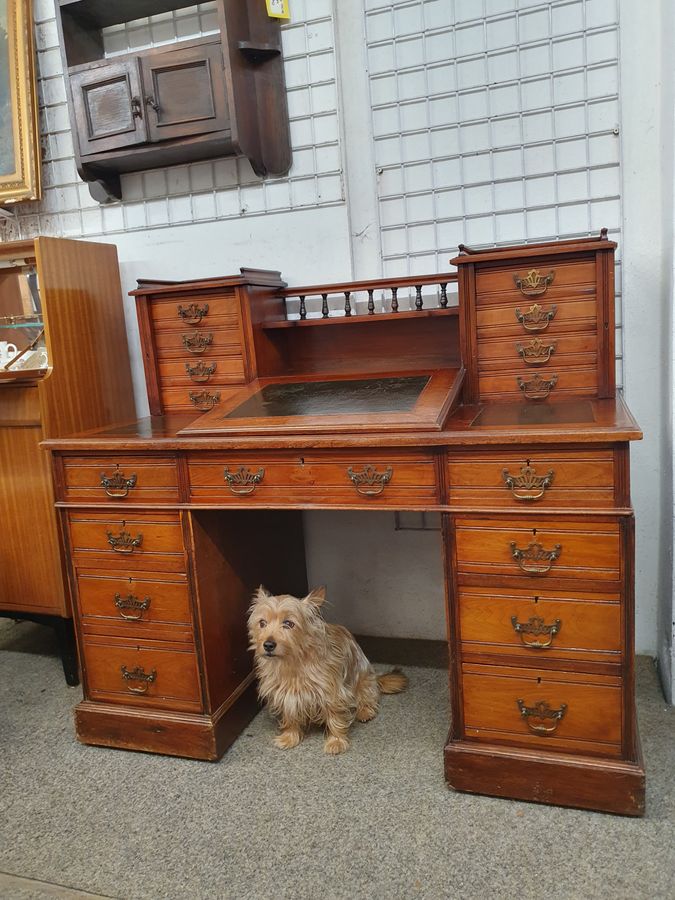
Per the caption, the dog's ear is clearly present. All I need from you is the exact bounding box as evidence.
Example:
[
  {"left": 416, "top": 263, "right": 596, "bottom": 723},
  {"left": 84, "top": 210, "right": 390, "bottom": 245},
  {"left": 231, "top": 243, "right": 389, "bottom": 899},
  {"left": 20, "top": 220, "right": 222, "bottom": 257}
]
[
  {"left": 252, "top": 584, "right": 270, "bottom": 604},
  {"left": 304, "top": 585, "right": 326, "bottom": 608}
]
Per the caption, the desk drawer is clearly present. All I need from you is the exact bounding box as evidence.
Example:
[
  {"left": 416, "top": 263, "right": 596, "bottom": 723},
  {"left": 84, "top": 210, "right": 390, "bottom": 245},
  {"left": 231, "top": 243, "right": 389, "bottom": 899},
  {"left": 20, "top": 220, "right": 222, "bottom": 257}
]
[
  {"left": 477, "top": 332, "right": 598, "bottom": 371},
  {"left": 161, "top": 385, "right": 241, "bottom": 414},
  {"left": 476, "top": 297, "right": 597, "bottom": 340},
  {"left": 478, "top": 366, "right": 598, "bottom": 401},
  {"left": 475, "top": 259, "right": 597, "bottom": 305},
  {"left": 158, "top": 355, "right": 246, "bottom": 386},
  {"left": 150, "top": 293, "right": 239, "bottom": 331},
  {"left": 153, "top": 328, "right": 244, "bottom": 358},
  {"left": 76, "top": 569, "right": 192, "bottom": 642},
  {"left": 458, "top": 587, "right": 621, "bottom": 664},
  {"left": 68, "top": 511, "right": 186, "bottom": 572},
  {"left": 62, "top": 456, "right": 180, "bottom": 504},
  {"left": 447, "top": 449, "right": 616, "bottom": 510},
  {"left": 187, "top": 450, "right": 438, "bottom": 507},
  {"left": 82, "top": 638, "right": 202, "bottom": 713},
  {"left": 453, "top": 517, "right": 621, "bottom": 584},
  {"left": 462, "top": 663, "right": 622, "bottom": 757}
]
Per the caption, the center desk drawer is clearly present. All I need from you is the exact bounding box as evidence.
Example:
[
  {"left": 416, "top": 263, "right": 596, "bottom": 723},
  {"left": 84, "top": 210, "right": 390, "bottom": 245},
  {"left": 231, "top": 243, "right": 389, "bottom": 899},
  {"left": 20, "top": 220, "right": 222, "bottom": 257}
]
[
  {"left": 462, "top": 663, "right": 622, "bottom": 757},
  {"left": 447, "top": 449, "right": 616, "bottom": 510},
  {"left": 82, "top": 638, "right": 202, "bottom": 713},
  {"left": 68, "top": 511, "right": 186, "bottom": 572},
  {"left": 453, "top": 517, "right": 622, "bottom": 585},
  {"left": 62, "top": 456, "right": 180, "bottom": 504},
  {"left": 187, "top": 450, "right": 439, "bottom": 507}
]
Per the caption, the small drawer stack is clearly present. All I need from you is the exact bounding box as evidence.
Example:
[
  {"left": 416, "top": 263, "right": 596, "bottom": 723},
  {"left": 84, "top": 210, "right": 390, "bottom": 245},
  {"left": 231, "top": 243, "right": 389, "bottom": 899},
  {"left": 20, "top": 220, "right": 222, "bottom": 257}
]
[
  {"left": 453, "top": 231, "right": 616, "bottom": 404},
  {"left": 66, "top": 506, "right": 202, "bottom": 715},
  {"left": 132, "top": 270, "right": 286, "bottom": 416}
]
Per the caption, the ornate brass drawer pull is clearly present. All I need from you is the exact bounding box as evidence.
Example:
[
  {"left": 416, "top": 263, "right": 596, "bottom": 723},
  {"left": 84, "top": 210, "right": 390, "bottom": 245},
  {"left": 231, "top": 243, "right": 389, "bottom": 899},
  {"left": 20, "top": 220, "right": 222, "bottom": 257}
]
[
  {"left": 223, "top": 466, "right": 265, "bottom": 495},
  {"left": 177, "top": 303, "right": 209, "bottom": 325},
  {"left": 114, "top": 593, "right": 151, "bottom": 621},
  {"left": 182, "top": 332, "right": 213, "bottom": 355},
  {"left": 189, "top": 390, "right": 221, "bottom": 411},
  {"left": 516, "top": 698, "right": 567, "bottom": 734},
  {"left": 121, "top": 665, "right": 157, "bottom": 694},
  {"left": 502, "top": 464, "right": 554, "bottom": 501},
  {"left": 516, "top": 338, "right": 557, "bottom": 366},
  {"left": 515, "top": 303, "right": 557, "bottom": 332},
  {"left": 517, "top": 373, "right": 558, "bottom": 400},
  {"left": 511, "top": 615, "right": 562, "bottom": 649},
  {"left": 185, "top": 360, "right": 217, "bottom": 383},
  {"left": 106, "top": 529, "right": 143, "bottom": 554},
  {"left": 513, "top": 269, "right": 555, "bottom": 297},
  {"left": 510, "top": 540, "right": 562, "bottom": 574},
  {"left": 347, "top": 465, "right": 393, "bottom": 496},
  {"left": 100, "top": 470, "right": 137, "bottom": 498}
]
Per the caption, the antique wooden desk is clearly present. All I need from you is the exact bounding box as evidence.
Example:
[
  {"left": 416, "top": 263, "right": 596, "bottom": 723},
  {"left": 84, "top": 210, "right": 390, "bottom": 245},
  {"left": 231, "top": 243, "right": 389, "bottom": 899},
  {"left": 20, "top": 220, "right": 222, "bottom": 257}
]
[{"left": 45, "top": 232, "right": 645, "bottom": 816}]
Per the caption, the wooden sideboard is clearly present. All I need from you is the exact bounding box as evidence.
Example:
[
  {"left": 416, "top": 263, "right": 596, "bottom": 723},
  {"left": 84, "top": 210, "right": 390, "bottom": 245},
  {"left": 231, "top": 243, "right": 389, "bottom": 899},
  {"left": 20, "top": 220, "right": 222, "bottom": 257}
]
[
  {"left": 45, "top": 233, "right": 645, "bottom": 815},
  {"left": 0, "top": 238, "right": 135, "bottom": 683}
]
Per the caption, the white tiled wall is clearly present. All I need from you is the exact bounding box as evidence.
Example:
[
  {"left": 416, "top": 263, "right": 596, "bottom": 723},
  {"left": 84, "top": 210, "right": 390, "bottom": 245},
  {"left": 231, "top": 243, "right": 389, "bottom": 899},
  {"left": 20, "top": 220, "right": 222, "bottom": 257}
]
[
  {"left": 3, "top": 0, "right": 342, "bottom": 241},
  {"left": 363, "top": 0, "right": 623, "bottom": 380}
]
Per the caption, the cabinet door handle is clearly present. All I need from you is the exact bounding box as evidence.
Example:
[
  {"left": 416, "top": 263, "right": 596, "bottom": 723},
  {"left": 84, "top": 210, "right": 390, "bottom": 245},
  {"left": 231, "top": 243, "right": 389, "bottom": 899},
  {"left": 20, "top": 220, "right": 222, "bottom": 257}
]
[
  {"left": 146, "top": 95, "right": 160, "bottom": 113},
  {"left": 223, "top": 466, "right": 265, "bottom": 495},
  {"left": 510, "top": 540, "right": 561, "bottom": 574},
  {"left": 517, "top": 373, "right": 558, "bottom": 400},
  {"left": 100, "top": 471, "right": 137, "bottom": 498},
  {"left": 114, "top": 593, "right": 151, "bottom": 621},
  {"left": 516, "top": 699, "right": 567, "bottom": 734},
  {"left": 106, "top": 529, "right": 143, "bottom": 554},
  {"left": 347, "top": 465, "right": 393, "bottom": 496},
  {"left": 513, "top": 269, "right": 555, "bottom": 297},
  {"left": 511, "top": 615, "right": 561, "bottom": 649},
  {"left": 502, "top": 464, "right": 554, "bottom": 501},
  {"left": 121, "top": 665, "right": 156, "bottom": 694},
  {"left": 515, "top": 303, "right": 557, "bottom": 332},
  {"left": 131, "top": 96, "right": 143, "bottom": 119}
]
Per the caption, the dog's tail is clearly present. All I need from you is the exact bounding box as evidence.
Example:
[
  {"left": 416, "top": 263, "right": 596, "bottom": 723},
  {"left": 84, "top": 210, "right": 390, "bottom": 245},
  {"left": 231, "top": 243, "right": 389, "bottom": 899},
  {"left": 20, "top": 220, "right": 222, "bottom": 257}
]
[{"left": 377, "top": 668, "right": 408, "bottom": 694}]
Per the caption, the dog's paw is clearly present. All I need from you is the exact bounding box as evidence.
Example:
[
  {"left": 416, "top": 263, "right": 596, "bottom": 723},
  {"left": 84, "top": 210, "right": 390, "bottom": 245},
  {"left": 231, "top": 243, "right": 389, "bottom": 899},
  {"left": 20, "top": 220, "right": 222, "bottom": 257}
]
[
  {"left": 356, "top": 706, "right": 377, "bottom": 722},
  {"left": 324, "top": 735, "right": 350, "bottom": 755},
  {"left": 274, "top": 730, "right": 303, "bottom": 750}
]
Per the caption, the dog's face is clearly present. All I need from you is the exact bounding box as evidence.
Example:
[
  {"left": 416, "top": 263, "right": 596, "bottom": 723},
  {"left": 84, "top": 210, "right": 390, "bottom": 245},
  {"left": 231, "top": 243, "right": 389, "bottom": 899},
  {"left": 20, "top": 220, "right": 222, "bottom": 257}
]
[{"left": 247, "top": 585, "right": 326, "bottom": 661}]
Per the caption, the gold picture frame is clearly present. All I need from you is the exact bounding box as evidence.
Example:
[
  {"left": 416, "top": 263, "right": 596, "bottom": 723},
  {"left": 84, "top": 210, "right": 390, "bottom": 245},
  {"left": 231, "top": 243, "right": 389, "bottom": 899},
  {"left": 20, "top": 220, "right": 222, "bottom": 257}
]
[{"left": 0, "top": 0, "right": 41, "bottom": 204}]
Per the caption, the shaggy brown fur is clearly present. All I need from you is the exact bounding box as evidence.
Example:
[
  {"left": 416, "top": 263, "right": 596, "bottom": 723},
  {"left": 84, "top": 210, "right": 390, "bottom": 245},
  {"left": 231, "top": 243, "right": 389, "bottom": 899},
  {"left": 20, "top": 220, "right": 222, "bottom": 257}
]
[{"left": 247, "top": 585, "right": 408, "bottom": 754}]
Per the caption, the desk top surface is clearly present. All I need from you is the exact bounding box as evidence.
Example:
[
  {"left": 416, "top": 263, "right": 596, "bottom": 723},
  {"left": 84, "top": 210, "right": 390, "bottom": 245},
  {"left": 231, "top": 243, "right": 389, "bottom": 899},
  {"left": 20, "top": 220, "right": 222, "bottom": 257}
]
[{"left": 43, "top": 393, "right": 641, "bottom": 452}]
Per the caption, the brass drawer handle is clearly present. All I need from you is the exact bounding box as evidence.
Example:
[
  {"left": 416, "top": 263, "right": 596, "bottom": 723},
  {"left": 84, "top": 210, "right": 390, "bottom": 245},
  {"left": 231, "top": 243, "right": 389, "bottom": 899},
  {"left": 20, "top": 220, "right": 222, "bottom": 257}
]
[
  {"left": 347, "top": 465, "right": 393, "bottom": 496},
  {"left": 517, "top": 373, "right": 558, "bottom": 400},
  {"left": 223, "top": 466, "right": 265, "bottom": 495},
  {"left": 106, "top": 528, "right": 143, "bottom": 554},
  {"left": 185, "top": 361, "right": 216, "bottom": 383},
  {"left": 511, "top": 615, "right": 561, "bottom": 649},
  {"left": 100, "top": 470, "right": 137, "bottom": 499},
  {"left": 121, "top": 665, "right": 156, "bottom": 694},
  {"left": 502, "top": 464, "right": 554, "bottom": 501},
  {"left": 515, "top": 303, "right": 557, "bottom": 332},
  {"left": 182, "top": 332, "right": 213, "bottom": 355},
  {"left": 516, "top": 338, "right": 557, "bottom": 366},
  {"left": 510, "top": 540, "right": 561, "bottom": 574},
  {"left": 513, "top": 269, "right": 555, "bottom": 297},
  {"left": 178, "top": 303, "right": 209, "bottom": 325},
  {"left": 114, "top": 593, "right": 151, "bottom": 621},
  {"left": 517, "top": 699, "right": 567, "bottom": 734},
  {"left": 189, "top": 390, "right": 221, "bottom": 411}
]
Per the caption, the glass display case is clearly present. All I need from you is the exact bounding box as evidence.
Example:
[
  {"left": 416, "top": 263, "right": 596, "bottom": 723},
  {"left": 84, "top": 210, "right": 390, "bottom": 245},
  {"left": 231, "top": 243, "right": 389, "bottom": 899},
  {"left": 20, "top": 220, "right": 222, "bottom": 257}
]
[{"left": 0, "top": 268, "right": 48, "bottom": 380}]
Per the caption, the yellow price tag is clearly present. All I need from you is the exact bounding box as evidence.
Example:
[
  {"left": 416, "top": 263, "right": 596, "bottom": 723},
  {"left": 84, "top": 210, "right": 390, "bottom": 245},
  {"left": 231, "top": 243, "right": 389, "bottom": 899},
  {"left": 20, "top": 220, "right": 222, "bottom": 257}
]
[{"left": 266, "top": 0, "right": 290, "bottom": 18}]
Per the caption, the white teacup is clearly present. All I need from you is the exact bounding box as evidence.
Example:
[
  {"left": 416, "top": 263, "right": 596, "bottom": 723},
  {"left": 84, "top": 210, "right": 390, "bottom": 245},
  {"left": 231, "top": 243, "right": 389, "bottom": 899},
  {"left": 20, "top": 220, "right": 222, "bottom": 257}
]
[{"left": 0, "top": 341, "right": 18, "bottom": 367}]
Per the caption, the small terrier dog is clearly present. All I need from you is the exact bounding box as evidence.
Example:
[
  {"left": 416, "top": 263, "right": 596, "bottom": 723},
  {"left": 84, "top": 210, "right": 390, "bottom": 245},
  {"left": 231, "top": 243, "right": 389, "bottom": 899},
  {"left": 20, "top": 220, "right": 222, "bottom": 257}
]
[{"left": 248, "top": 585, "right": 408, "bottom": 754}]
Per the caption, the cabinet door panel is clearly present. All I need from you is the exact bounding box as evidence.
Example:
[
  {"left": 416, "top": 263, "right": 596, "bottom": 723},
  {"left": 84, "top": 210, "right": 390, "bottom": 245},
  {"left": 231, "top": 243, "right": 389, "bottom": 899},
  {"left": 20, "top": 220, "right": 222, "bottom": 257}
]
[
  {"left": 71, "top": 59, "right": 147, "bottom": 154},
  {"left": 142, "top": 43, "right": 229, "bottom": 141}
]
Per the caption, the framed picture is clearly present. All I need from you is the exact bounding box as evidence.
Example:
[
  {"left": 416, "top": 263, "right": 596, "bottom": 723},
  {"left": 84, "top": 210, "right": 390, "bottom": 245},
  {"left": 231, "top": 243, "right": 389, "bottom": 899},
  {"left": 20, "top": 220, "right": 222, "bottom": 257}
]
[{"left": 0, "top": 0, "right": 40, "bottom": 204}]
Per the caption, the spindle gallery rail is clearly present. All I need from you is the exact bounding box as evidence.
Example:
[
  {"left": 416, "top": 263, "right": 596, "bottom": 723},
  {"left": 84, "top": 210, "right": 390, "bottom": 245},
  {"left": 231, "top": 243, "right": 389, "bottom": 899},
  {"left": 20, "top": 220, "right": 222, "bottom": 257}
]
[{"left": 276, "top": 272, "right": 459, "bottom": 324}]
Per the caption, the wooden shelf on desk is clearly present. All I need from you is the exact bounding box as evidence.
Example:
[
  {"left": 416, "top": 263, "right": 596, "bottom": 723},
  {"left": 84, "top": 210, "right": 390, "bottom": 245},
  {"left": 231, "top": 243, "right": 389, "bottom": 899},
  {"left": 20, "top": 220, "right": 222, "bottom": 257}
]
[{"left": 262, "top": 308, "right": 459, "bottom": 329}]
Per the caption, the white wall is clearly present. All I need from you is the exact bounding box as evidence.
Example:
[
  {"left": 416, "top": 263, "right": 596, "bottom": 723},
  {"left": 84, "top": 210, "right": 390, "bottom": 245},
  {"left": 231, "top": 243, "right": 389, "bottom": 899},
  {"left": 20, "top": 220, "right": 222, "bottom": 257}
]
[{"left": 0, "top": 0, "right": 665, "bottom": 653}]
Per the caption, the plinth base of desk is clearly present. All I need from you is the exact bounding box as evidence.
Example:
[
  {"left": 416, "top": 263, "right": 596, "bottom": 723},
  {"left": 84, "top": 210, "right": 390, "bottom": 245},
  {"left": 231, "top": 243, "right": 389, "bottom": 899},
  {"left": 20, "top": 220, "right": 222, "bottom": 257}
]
[
  {"left": 74, "top": 683, "right": 260, "bottom": 761},
  {"left": 444, "top": 738, "right": 645, "bottom": 817}
]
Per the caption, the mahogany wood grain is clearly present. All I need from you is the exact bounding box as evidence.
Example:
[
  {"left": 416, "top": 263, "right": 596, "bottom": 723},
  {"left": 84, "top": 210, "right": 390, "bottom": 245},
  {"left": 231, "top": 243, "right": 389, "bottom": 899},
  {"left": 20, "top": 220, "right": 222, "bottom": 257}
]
[
  {"left": 63, "top": 454, "right": 180, "bottom": 504},
  {"left": 68, "top": 510, "right": 186, "bottom": 572}
]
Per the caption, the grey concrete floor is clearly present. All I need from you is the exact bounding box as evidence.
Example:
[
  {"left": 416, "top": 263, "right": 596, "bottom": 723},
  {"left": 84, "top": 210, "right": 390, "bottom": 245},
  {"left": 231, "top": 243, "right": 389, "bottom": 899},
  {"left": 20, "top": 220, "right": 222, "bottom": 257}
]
[{"left": 1, "top": 618, "right": 675, "bottom": 900}]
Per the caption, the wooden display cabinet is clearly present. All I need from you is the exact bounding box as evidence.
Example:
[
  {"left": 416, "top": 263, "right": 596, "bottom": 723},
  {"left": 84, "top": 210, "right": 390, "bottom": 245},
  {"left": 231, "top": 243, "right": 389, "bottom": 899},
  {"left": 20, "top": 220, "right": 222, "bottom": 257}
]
[
  {"left": 0, "top": 238, "right": 135, "bottom": 683},
  {"left": 56, "top": 0, "right": 292, "bottom": 202}
]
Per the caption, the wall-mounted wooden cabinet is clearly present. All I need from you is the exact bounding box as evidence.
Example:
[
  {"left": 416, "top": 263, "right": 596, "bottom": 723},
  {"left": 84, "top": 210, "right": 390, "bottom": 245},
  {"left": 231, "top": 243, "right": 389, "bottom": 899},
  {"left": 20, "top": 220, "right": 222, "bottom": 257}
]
[{"left": 56, "top": 1, "right": 291, "bottom": 202}]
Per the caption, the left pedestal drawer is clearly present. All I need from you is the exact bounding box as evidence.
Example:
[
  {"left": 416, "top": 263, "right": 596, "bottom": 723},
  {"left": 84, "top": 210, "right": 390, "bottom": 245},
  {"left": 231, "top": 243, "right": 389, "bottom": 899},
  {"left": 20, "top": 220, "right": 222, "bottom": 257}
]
[
  {"left": 67, "top": 511, "right": 186, "bottom": 572},
  {"left": 62, "top": 456, "right": 180, "bottom": 504},
  {"left": 81, "top": 638, "right": 202, "bottom": 713}
]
